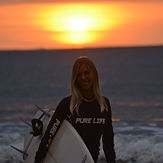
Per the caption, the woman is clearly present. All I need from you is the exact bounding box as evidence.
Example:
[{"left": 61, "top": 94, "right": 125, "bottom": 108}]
[{"left": 35, "top": 56, "right": 116, "bottom": 163}]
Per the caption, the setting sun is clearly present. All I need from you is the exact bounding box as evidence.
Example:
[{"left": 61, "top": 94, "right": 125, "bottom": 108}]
[
  {"left": 67, "top": 16, "right": 90, "bottom": 32},
  {"left": 31, "top": 3, "right": 124, "bottom": 45},
  {"left": 38, "top": 3, "right": 118, "bottom": 32}
]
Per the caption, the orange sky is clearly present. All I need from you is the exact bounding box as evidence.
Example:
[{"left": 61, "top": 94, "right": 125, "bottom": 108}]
[{"left": 0, "top": 1, "right": 163, "bottom": 50}]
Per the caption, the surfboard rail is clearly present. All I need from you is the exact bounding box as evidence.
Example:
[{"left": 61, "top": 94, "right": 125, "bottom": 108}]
[{"left": 24, "top": 108, "right": 94, "bottom": 163}]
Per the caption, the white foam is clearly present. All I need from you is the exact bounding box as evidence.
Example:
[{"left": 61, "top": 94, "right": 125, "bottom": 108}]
[
  {"left": 0, "top": 142, "right": 24, "bottom": 163},
  {"left": 99, "top": 134, "right": 163, "bottom": 163}
]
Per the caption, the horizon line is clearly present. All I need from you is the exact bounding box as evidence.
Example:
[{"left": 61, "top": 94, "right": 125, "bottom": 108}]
[{"left": 0, "top": 44, "right": 163, "bottom": 52}]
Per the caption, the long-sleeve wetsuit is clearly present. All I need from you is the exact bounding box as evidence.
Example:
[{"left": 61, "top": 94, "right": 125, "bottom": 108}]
[{"left": 34, "top": 96, "right": 116, "bottom": 163}]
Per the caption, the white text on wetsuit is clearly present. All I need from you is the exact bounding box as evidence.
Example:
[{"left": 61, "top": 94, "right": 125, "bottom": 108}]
[
  {"left": 47, "top": 118, "right": 60, "bottom": 148},
  {"left": 50, "top": 119, "right": 60, "bottom": 135},
  {"left": 75, "top": 118, "right": 105, "bottom": 124}
]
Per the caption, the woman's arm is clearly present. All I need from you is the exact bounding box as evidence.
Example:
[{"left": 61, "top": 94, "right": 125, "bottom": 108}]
[
  {"left": 34, "top": 97, "right": 69, "bottom": 163},
  {"left": 102, "top": 99, "right": 116, "bottom": 163}
]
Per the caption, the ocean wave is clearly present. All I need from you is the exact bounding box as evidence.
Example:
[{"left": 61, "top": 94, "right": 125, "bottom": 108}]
[
  {"left": 0, "top": 133, "right": 163, "bottom": 163},
  {"left": 99, "top": 134, "right": 163, "bottom": 163},
  {"left": 0, "top": 141, "right": 23, "bottom": 163}
]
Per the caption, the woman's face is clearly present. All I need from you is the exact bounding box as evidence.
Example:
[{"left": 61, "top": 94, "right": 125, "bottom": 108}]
[{"left": 76, "top": 63, "right": 95, "bottom": 94}]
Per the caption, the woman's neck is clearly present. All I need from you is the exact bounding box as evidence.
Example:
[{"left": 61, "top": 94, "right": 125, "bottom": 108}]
[{"left": 82, "top": 91, "right": 94, "bottom": 99}]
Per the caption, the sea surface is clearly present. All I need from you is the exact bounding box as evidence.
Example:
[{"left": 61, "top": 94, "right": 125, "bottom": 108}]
[{"left": 0, "top": 46, "right": 163, "bottom": 163}]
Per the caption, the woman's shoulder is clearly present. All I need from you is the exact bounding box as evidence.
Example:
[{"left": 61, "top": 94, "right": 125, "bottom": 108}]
[
  {"left": 55, "top": 95, "right": 71, "bottom": 114},
  {"left": 103, "top": 96, "right": 111, "bottom": 112},
  {"left": 103, "top": 96, "right": 111, "bottom": 105},
  {"left": 61, "top": 95, "right": 71, "bottom": 102}
]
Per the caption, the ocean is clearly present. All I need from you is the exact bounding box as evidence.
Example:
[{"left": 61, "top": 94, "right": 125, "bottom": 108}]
[{"left": 0, "top": 46, "right": 163, "bottom": 163}]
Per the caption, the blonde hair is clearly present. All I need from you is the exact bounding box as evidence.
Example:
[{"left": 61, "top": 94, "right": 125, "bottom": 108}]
[{"left": 70, "top": 56, "right": 107, "bottom": 114}]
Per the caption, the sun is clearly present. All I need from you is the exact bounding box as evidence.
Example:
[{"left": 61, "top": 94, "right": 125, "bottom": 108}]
[
  {"left": 57, "top": 15, "right": 94, "bottom": 44},
  {"left": 66, "top": 16, "right": 91, "bottom": 32},
  {"left": 34, "top": 3, "right": 124, "bottom": 45}
]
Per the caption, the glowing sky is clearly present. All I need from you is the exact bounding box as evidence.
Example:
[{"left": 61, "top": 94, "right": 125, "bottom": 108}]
[{"left": 0, "top": 0, "right": 163, "bottom": 49}]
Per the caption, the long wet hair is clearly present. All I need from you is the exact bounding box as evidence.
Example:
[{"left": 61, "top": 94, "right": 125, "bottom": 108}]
[{"left": 70, "top": 56, "right": 107, "bottom": 114}]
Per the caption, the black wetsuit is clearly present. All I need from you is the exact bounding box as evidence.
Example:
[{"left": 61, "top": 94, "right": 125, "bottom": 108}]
[{"left": 34, "top": 96, "right": 116, "bottom": 163}]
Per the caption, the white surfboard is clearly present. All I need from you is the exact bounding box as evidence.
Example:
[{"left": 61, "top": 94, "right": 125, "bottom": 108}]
[
  {"left": 24, "top": 109, "right": 94, "bottom": 163},
  {"left": 24, "top": 109, "right": 54, "bottom": 162}
]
